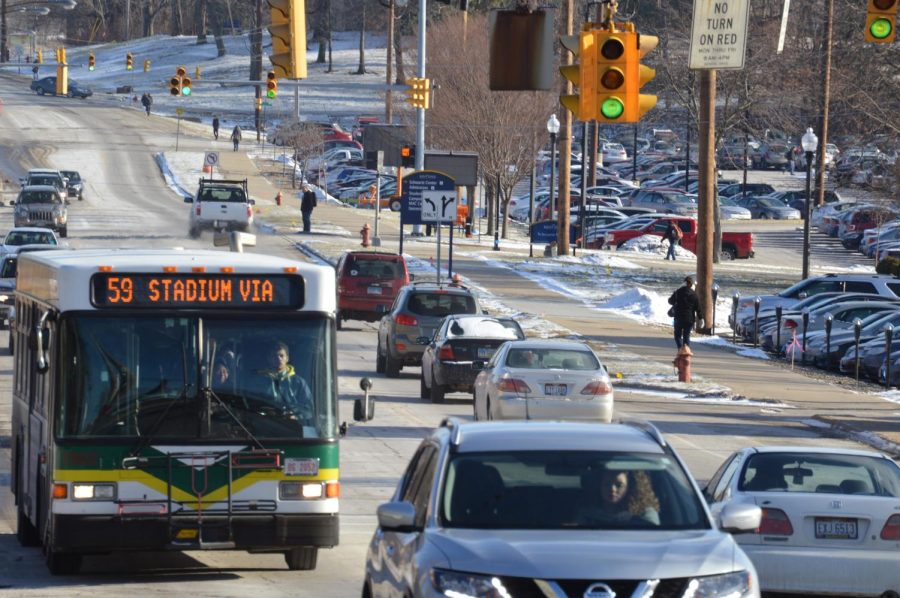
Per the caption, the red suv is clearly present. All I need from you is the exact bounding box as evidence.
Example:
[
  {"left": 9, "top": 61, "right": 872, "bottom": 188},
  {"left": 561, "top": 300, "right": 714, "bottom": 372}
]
[{"left": 336, "top": 251, "right": 409, "bottom": 329}]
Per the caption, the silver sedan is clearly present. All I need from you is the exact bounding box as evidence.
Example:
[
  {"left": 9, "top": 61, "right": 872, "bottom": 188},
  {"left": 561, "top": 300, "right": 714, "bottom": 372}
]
[
  {"left": 473, "top": 339, "right": 613, "bottom": 422},
  {"left": 703, "top": 446, "right": 900, "bottom": 597}
]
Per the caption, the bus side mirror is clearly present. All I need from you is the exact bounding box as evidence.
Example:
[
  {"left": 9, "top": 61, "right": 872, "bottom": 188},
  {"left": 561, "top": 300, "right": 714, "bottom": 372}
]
[{"left": 34, "top": 324, "right": 51, "bottom": 373}]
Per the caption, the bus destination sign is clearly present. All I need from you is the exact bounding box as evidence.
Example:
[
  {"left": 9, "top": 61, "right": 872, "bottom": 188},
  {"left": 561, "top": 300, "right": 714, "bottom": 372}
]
[{"left": 91, "top": 273, "right": 304, "bottom": 309}]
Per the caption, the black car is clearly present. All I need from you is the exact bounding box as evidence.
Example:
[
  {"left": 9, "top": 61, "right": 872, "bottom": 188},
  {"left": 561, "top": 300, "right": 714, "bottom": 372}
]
[
  {"left": 59, "top": 170, "right": 84, "bottom": 200},
  {"left": 419, "top": 314, "right": 525, "bottom": 403},
  {"left": 30, "top": 76, "right": 93, "bottom": 99}
]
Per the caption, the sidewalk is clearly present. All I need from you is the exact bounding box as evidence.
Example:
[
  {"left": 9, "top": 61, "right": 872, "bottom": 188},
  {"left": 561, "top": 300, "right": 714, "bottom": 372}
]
[{"left": 184, "top": 152, "right": 900, "bottom": 456}]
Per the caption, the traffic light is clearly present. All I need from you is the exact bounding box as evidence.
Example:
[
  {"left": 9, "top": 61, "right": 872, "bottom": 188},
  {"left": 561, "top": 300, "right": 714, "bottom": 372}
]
[
  {"left": 267, "top": 70, "right": 278, "bottom": 98},
  {"left": 126, "top": 53, "right": 133, "bottom": 70},
  {"left": 170, "top": 66, "right": 186, "bottom": 96},
  {"left": 181, "top": 74, "right": 192, "bottom": 96},
  {"left": 55, "top": 48, "right": 68, "bottom": 96},
  {"left": 865, "top": 0, "right": 897, "bottom": 42},
  {"left": 400, "top": 145, "right": 415, "bottom": 168},
  {"left": 559, "top": 29, "right": 598, "bottom": 121},
  {"left": 627, "top": 32, "right": 658, "bottom": 122},
  {"left": 405, "top": 77, "right": 431, "bottom": 109},
  {"left": 144, "top": 59, "right": 151, "bottom": 72},
  {"left": 267, "top": 0, "right": 307, "bottom": 79},
  {"left": 88, "top": 53, "right": 95, "bottom": 71},
  {"left": 55, "top": 47, "right": 66, "bottom": 64}
]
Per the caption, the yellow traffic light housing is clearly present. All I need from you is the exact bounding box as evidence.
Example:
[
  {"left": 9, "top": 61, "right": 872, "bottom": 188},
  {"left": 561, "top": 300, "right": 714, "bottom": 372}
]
[
  {"left": 623, "top": 32, "right": 657, "bottom": 122},
  {"left": 170, "top": 66, "right": 186, "bottom": 96},
  {"left": 181, "top": 75, "right": 192, "bottom": 96},
  {"left": 405, "top": 77, "right": 431, "bottom": 109},
  {"left": 594, "top": 30, "right": 628, "bottom": 122},
  {"left": 126, "top": 53, "right": 133, "bottom": 70},
  {"left": 267, "top": 71, "right": 278, "bottom": 98},
  {"left": 88, "top": 53, "right": 95, "bottom": 71},
  {"left": 55, "top": 48, "right": 68, "bottom": 96},
  {"left": 866, "top": 0, "right": 897, "bottom": 42},
  {"left": 559, "top": 30, "right": 598, "bottom": 121},
  {"left": 267, "top": 0, "right": 307, "bottom": 79}
]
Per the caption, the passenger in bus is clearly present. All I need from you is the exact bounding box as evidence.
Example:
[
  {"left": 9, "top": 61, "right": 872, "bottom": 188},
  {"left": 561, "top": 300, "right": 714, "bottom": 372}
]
[
  {"left": 212, "top": 358, "right": 232, "bottom": 392},
  {"left": 255, "top": 341, "right": 314, "bottom": 419}
]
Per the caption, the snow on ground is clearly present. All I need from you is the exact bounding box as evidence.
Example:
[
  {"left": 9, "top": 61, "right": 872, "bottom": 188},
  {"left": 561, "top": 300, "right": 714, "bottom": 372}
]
[
  {"left": 620, "top": 234, "right": 696, "bottom": 259},
  {"left": 596, "top": 287, "right": 671, "bottom": 325}
]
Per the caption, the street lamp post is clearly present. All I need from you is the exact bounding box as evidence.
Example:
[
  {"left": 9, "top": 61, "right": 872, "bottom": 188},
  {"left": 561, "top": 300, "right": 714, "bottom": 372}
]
[
  {"left": 547, "top": 114, "right": 560, "bottom": 222},
  {"left": 1, "top": 0, "right": 76, "bottom": 62},
  {"left": 801, "top": 127, "right": 818, "bottom": 280}
]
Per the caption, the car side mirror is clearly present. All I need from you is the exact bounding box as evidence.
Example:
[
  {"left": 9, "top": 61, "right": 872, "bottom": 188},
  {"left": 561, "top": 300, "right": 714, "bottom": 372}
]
[
  {"left": 408, "top": 273, "right": 415, "bottom": 281},
  {"left": 183, "top": 195, "right": 193, "bottom": 203},
  {"left": 8, "top": 200, "right": 14, "bottom": 206},
  {"left": 249, "top": 199, "right": 256, "bottom": 205},
  {"left": 718, "top": 503, "right": 762, "bottom": 534},
  {"left": 472, "top": 360, "right": 486, "bottom": 371},
  {"left": 376, "top": 501, "right": 418, "bottom": 532}
]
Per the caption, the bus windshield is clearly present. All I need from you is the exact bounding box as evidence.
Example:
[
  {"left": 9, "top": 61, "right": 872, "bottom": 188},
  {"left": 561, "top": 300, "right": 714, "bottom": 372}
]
[{"left": 57, "top": 315, "right": 336, "bottom": 441}]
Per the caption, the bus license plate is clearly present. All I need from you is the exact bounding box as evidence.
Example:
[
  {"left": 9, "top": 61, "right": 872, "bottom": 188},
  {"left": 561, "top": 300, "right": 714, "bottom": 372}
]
[
  {"left": 544, "top": 383, "right": 567, "bottom": 396},
  {"left": 477, "top": 347, "right": 494, "bottom": 359},
  {"left": 367, "top": 286, "right": 382, "bottom": 295},
  {"left": 815, "top": 517, "right": 858, "bottom": 539}
]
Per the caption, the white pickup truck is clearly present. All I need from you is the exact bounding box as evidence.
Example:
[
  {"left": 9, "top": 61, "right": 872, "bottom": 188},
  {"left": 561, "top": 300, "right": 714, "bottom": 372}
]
[{"left": 187, "top": 178, "right": 255, "bottom": 238}]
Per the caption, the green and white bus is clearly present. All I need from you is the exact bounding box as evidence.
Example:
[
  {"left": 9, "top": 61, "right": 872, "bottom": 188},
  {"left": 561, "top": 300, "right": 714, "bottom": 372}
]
[{"left": 11, "top": 249, "right": 340, "bottom": 574}]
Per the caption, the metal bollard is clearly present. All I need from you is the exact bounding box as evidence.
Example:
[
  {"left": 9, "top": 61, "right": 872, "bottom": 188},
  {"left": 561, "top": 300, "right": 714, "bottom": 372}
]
[
  {"left": 886, "top": 324, "right": 894, "bottom": 388},
  {"left": 711, "top": 284, "right": 719, "bottom": 333},
  {"left": 824, "top": 313, "right": 833, "bottom": 368},
  {"left": 775, "top": 305, "right": 783, "bottom": 353},
  {"left": 732, "top": 292, "right": 741, "bottom": 344},
  {"left": 854, "top": 319, "right": 863, "bottom": 386},
  {"left": 801, "top": 309, "right": 809, "bottom": 365},
  {"left": 753, "top": 296, "right": 761, "bottom": 348}
]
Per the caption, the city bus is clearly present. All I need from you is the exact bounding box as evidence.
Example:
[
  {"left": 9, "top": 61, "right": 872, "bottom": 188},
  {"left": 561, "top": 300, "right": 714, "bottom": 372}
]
[{"left": 11, "top": 249, "right": 339, "bottom": 574}]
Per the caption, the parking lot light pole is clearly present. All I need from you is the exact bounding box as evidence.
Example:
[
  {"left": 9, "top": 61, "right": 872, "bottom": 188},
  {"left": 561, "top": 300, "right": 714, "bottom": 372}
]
[
  {"left": 801, "top": 127, "right": 818, "bottom": 280},
  {"left": 547, "top": 114, "right": 560, "bottom": 221}
]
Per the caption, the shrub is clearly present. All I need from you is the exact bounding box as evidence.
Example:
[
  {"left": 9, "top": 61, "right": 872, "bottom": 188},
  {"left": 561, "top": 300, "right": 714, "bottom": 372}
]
[{"left": 875, "top": 257, "right": 900, "bottom": 276}]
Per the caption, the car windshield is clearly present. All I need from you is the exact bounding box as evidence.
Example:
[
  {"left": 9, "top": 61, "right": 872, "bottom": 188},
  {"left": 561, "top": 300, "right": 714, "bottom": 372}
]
[
  {"left": 662, "top": 193, "right": 694, "bottom": 205},
  {"left": 345, "top": 256, "right": 403, "bottom": 279},
  {"left": 506, "top": 348, "right": 600, "bottom": 370},
  {"left": 18, "top": 190, "right": 61, "bottom": 204},
  {"left": 0, "top": 257, "right": 16, "bottom": 278},
  {"left": 739, "top": 452, "right": 900, "bottom": 495},
  {"left": 447, "top": 317, "right": 522, "bottom": 339},
  {"left": 28, "top": 176, "right": 60, "bottom": 187},
  {"left": 57, "top": 315, "right": 337, "bottom": 440},
  {"left": 757, "top": 198, "right": 782, "bottom": 208},
  {"left": 4, "top": 231, "right": 57, "bottom": 246},
  {"left": 440, "top": 451, "right": 709, "bottom": 530},
  {"left": 200, "top": 187, "right": 246, "bottom": 202},
  {"left": 406, "top": 292, "right": 476, "bottom": 317}
]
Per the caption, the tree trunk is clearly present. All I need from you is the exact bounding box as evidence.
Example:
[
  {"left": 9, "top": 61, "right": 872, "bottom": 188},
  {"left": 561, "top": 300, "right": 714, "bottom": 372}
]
[
  {"left": 195, "top": 0, "right": 208, "bottom": 42},
  {"left": 250, "top": 0, "right": 262, "bottom": 81},
  {"left": 501, "top": 186, "right": 510, "bottom": 239},
  {"left": 485, "top": 177, "right": 494, "bottom": 236},
  {"left": 394, "top": 26, "right": 405, "bottom": 83},
  {"left": 356, "top": 0, "right": 366, "bottom": 75},
  {"left": 314, "top": 0, "right": 329, "bottom": 63},
  {"left": 327, "top": 0, "right": 333, "bottom": 72},
  {"left": 212, "top": 16, "right": 226, "bottom": 57},
  {"left": 171, "top": 0, "right": 183, "bottom": 36},
  {"left": 142, "top": 3, "right": 152, "bottom": 37}
]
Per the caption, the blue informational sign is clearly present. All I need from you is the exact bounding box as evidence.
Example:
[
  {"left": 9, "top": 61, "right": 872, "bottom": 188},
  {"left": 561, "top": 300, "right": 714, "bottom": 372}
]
[
  {"left": 401, "top": 171, "right": 456, "bottom": 226},
  {"left": 530, "top": 220, "right": 558, "bottom": 244}
]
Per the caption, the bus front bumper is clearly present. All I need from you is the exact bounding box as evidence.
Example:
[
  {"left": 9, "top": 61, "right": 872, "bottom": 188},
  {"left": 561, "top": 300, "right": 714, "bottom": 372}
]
[{"left": 52, "top": 513, "right": 339, "bottom": 553}]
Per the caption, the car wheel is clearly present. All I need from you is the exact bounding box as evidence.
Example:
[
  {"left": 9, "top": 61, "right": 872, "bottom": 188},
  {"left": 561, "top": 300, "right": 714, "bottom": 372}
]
[
  {"left": 78, "top": 193, "right": 83, "bottom": 201},
  {"left": 16, "top": 479, "right": 39, "bottom": 547},
  {"left": 67, "top": 90, "right": 74, "bottom": 98},
  {"left": 720, "top": 247, "right": 737, "bottom": 261},
  {"left": 36, "top": 88, "right": 44, "bottom": 96},
  {"left": 760, "top": 213, "right": 770, "bottom": 220},
  {"left": 284, "top": 546, "right": 318, "bottom": 571},
  {"left": 189, "top": 226, "right": 201, "bottom": 239},
  {"left": 375, "top": 344, "right": 386, "bottom": 374},
  {"left": 430, "top": 375, "right": 446, "bottom": 404},
  {"left": 384, "top": 352, "right": 401, "bottom": 378},
  {"left": 336, "top": 311, "right": 343, "bottom": 331},
  {"left": 420, "top": 372, "right": 429, "bottom": 399},
  {"left": 486, "top": 397, "right": 494, "bottom": 420},
  {"left": 59, "top": 227, "right": 67, "bottom": 238}
]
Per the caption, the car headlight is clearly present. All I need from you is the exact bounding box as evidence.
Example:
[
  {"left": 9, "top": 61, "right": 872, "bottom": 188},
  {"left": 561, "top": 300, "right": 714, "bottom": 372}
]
[
  {"left": 683, "top": 570, "right": 753, "bottom": 598},
  {"left": 430, "top": 569, "right": 512, "bottom": 598},
  {"left": 72, "top": 482, "right": 117, "bottom": 501}
]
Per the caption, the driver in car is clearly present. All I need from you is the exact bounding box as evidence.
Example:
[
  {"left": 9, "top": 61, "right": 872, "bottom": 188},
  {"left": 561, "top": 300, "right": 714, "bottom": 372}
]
[{"left": 256, "top": 341, "right": 314, "bottom": 420}]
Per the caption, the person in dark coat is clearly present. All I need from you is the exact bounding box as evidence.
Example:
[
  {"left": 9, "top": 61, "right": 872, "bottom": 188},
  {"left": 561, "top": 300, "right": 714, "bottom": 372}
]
[
  {"left": 141, "top": 93, "right": 152, "bottom": 116},
  {"left": 668, "top": 276, "right": 701, "bottom": 350},
  {"left": 212, "top": 117, "right": 220, "bottom": 140},
  {"left": 664, "top": 221, "right": 681, "bottom": 261},
  {"left": 230, "top": 125, "right": 242, "bottom": 151},
  {"left": 300, "top": 184, "right": 317, "bottom": 233}
]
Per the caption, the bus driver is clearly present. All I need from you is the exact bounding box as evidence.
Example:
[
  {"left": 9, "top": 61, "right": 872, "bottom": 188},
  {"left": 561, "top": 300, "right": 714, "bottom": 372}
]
[{"left": 256, "top": 341, "right": 314, "bottom": 419}]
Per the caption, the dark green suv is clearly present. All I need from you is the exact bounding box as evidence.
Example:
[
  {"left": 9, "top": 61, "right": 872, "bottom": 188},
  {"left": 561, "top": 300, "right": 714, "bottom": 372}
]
[{"left": 376, "top": 282, "right": 482, "bottom": 378}]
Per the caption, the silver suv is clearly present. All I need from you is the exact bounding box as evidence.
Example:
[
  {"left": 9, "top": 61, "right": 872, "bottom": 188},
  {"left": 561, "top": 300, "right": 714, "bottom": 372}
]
[
  {"left": 13, "top": 185, "right": 68, "bottom": 237},
  {"left": 376, "top": 281, "right": 481, "bottom": 377},
  {"left": 364, "top": 419, "right": 762, "bottom": 598}
]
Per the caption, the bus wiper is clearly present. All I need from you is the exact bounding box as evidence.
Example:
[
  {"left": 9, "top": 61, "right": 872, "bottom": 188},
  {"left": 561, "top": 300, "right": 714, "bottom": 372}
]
[{"left": 205, "top": 387, "right": 268, "bottom": 449}]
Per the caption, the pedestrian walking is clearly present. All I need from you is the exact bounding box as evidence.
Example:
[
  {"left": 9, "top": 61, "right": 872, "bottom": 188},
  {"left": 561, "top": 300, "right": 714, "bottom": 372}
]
[
  {"left": 231, "top": 125, "right": 242, "bottom": 151},
  {"left": 786, "top": 146, "right": 795, "bottom": 174},
  {"left": 668, "top": 276, "right": 701, "bottom": 351},
  {"left": 141, "top": 92, "right": 153, "bottom": 116},
  {"left": 212, "top": 117, "right": 220, "bottom": 140},
  {"left": 664, "top": 221, "right": 682, "bottom": 261},
  {"left": 300, "top": 184, "right": 317, "bottom": 233}
]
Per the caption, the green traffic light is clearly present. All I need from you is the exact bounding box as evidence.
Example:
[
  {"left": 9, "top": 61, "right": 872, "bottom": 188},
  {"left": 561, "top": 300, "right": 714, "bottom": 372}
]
[
  {"left": 88, "top": 66, "right": 94, "bottom": 71},
  {"left": 181, "top": 87, "right": 191, "bottom": 96},
  {"left": 870, "top": 17, "right": 893, "bottom": 39},
  {"left": 600, "top": 97, "right": 624, "bottom": 119},
  {"left": 267, "top": 89, "right": 276, "bottom": 99}
]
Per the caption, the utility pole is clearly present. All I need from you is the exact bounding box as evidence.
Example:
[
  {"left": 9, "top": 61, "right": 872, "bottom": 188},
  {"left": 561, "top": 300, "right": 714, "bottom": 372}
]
[
  {"left": 412, "top": 0, "right": 426, "bottom": 236},
  {"left": 697, "top": 70, "right": 716, "bottom": 334},
  {"left": 814, "top": 0, "right": 834, "bottom": 208},
  {"left": 254, "top": 0, "right": 262, "bottom": 141},
  {"left": 556, "top": 0, "right": 574, "bottom": 256},
  {"left": 385, "top": 0, "right": 394, "bottom": 124}
]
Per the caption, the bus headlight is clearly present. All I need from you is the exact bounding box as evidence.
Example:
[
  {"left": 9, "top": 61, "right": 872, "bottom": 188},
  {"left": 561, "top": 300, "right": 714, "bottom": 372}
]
[
  {"left": 72, "top": 483, "right": 116, "bottom": 501},
  {"left": 280, "top": 481, "right": 324, "bottom": 500}
]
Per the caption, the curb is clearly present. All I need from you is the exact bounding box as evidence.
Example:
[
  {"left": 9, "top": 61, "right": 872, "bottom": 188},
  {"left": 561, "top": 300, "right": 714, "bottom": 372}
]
[
  {"left": 294, "top": 240, "right": 335, "bottom": 267},
  {"left": 806, "top": 416, "right": 900, "bottom": 458}
]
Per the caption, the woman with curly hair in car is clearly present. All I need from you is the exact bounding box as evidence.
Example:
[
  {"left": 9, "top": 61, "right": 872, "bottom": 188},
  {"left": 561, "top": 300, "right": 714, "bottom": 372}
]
[{"left": 577, "top": 469, "right": 661, "bottom": 526}]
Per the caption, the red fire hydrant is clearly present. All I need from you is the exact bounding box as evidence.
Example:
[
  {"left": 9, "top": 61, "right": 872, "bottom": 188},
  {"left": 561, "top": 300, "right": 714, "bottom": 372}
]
[
  {"left": 673, "top": 346, "right": 693, "bottom": 383},
  {"left": 275, "top": 191, "right": 283, "bottom": 206},
  {"left": 360, "top": 223, "right": 371, "bottom": 247}
]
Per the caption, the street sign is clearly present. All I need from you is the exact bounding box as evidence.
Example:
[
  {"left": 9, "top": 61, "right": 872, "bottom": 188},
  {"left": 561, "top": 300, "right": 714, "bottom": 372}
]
[
  {"left": 688, "top": 0, "right": 751, "bottom": 70},
  {"left": 420, "top": 190, "right": 457, "bottom": 222},
  {"left": 204, "top": 152, "right": 219, "bottom": 167},
  {"left": 531, "top": 220, "right": 558, "bottom": 244},
  {"left": 175, "top": 107, "right": 184, "bottom": 116},
  {"left": 400, "top": 171, "right": 456, "bottom": 226}
]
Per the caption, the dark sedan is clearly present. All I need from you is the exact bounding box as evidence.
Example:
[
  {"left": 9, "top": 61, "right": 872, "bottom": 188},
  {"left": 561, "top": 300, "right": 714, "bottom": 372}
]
[
  {"left": 737, "top": 196, "right": 801, "bottom": 220},
  {"left": 420, "top": 315, "right": 525, "bottom": 403},
  {"left": 30, "top": 76, "right": 93, "bottom": 99}
]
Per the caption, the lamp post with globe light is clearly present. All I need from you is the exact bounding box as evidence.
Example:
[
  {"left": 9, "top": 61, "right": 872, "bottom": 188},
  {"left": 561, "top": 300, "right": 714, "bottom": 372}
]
[
  {"left": 1, "top": 0, "right": 76, "bottom": 63},
  {"left": 547, "top": 114, "right": 560, "bottom": 222},
  {"left": 801, "top": 127, "right": 818, "bottom": 280}
]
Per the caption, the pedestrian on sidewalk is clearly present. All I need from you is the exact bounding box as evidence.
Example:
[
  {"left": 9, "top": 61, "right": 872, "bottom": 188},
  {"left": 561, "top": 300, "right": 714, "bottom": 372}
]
[
  {"left": 300, "top": 184, "right": 317, "bottom": 233},
  {"left": 664, "top": 221, "right": 682, "bottom": 261},
  {"left": 668, "top": 276, "right": 701, "bottom": 351},
  {"left": 212, "top": 117, "right": 220, "bottom": 140},
  {"left": 786, "top": 146, "right": 795, "bottom": 174},
  {"left": 231, "top": 125, "right": 242, "bottom": 151},
  {"left": 141, "top": 92, "right": 153, "bottom": 116}
]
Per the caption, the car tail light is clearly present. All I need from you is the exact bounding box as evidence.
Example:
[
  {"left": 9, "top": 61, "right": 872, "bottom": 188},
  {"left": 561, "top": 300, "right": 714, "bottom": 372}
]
[
  {"left": 438, "top": 345, "right": 455, "bottom": 360},
  {"left": 195, "top": 205, "right": 201, "bottom": 216},
  {"left": 395, "top": 313, "right": 417, "bottom": 326},
  {"left": 880, "top": 514, "right": 900, "bottom": 540},
  {"left": 783, "top": 319, "right": 798, "bottom": 329},
  {"left": 581, "top": 380, "right": 612, "bottom": 395},
  {"left": 247, "top": 205, "right": 253, "bottom": 218},
  {"left": 757, "top": 508, "right": 793, "bottom": 536},
  {"left": 497, "top": 378, "right": 531, "bottom": 394}
]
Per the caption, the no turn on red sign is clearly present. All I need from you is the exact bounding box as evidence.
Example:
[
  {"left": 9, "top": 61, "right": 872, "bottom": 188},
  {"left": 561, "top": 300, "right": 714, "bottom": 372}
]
[{"left": 689, "top": 0, "right": 751, "bottom": 70}]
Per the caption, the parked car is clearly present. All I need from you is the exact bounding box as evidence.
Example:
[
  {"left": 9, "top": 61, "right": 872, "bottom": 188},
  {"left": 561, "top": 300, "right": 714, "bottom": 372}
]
[
  {"left": 364, "top": 418, "right": 762, "bottom": 598},
  {"left": 59, "top": 170, "right": 84, "bottom": 201},
  {"left": 473, "top": 339, "right": 614, "bottom": 422},
  {"left": 12, "top": 185, "right": 68, "bottom": 237},
  {"left": 804, "top": 310, "right": 900, "bottom": 369},
  {"left": 30, "top": 76, "right": 93, "bottom": 98},
  {"left": 377, "top": 281, "right": 482, "bottom": 377},
  {"left": 839, "top": 207, "right": 897, "bottom": 250},
  {"left": 22, "top": 168, "right": 68, "bottom": 196},
  {"left": 719, "top": 183, "right": 777, "bottom": 198},
  {"left": 719, "top": 196, "right": 752, "bottom": 220},
  {"left": 717, "top": 145, "right": 752, "bottom": 169},
  {"left": 705, "top": 446, "right": 900, "bottom": 597},
  {"left": 774, "top": 301, "right": 900, "bottom": 355},
  {"left": 420, "top": 315, "right": 525, "bottom": 403},
  {"left": 335, "top": 251, "right": 409, "bottom": 329},
  {"left": 601, "top": 142, "right": 628, "bottom": 163},
  {"left": 736, "top": 196, "right": 801, "bottom": 220},
  {"left": 628, "top": 189, "right": 698, "bottom": 217},
  {"left": 752, "top": 143, "right": 791, "bottom": 170},
  {"left": 605, "top": 216, "right": 755, "bottom": 260}
]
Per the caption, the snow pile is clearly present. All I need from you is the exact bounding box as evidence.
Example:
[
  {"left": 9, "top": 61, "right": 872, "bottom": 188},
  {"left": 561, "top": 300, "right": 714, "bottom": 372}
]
[
  {"left": 597, "top": 287, "right": 672, "bottom": 325},
  {"left": 619, "top": 235, "right": 696, "bottom": 258},
  {"left": 558, "top": 252, "right": 643, "bottom": 270}
]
